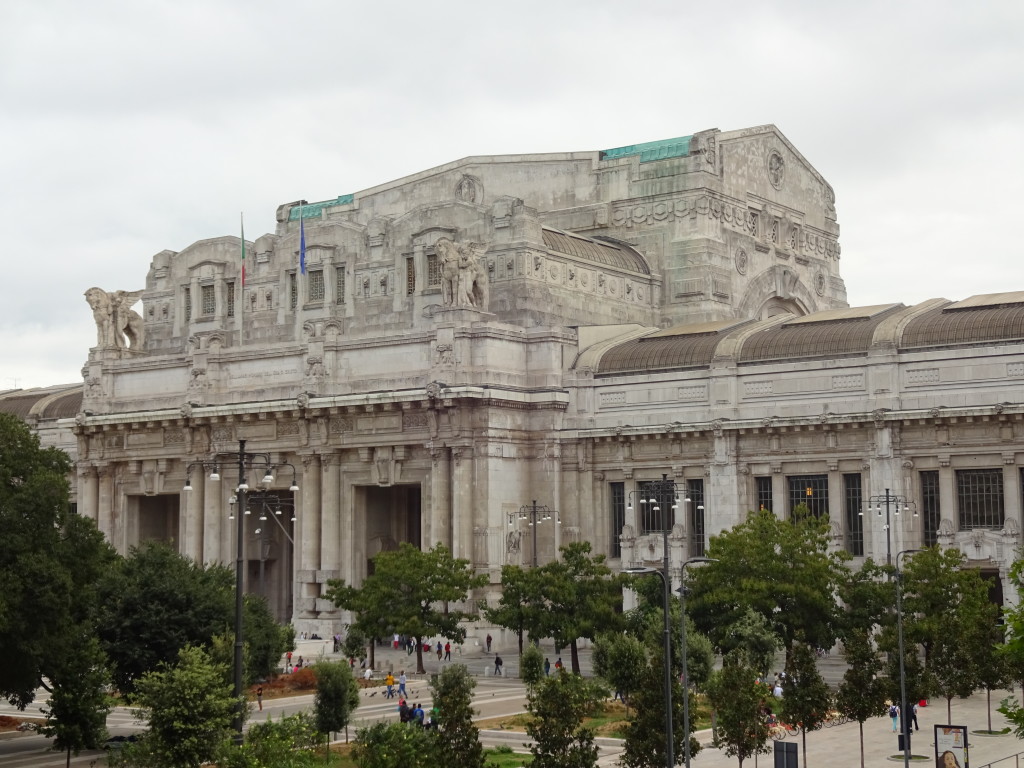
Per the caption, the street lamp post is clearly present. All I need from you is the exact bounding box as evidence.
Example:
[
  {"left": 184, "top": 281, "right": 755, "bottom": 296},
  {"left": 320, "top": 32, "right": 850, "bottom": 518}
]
[
  {"left": 507, "top": 500, "right": 559, "bottom": 567},
  {"left": 896, "top": 548, "right": 925, "bottom": 768},
  {"left": 184, "top": 439, "right": 298, "bottom": 742},
  {"left": 866, "top": 489, "right": 917, "bottom": 569},
  {"left": 626, "top": 473, "right": 684, "bottom": 768},
  {"left": 679, "top": 557, "right": 717, "bottom": 768}
]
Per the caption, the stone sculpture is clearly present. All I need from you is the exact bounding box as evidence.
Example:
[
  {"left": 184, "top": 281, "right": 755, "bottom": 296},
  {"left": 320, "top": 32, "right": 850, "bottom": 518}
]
[
  {"left": 85, "top": 287, "right": 145, "bottom": 351},
  {"left": 434, "top": 238, "right": 489, "bottom": 311}
]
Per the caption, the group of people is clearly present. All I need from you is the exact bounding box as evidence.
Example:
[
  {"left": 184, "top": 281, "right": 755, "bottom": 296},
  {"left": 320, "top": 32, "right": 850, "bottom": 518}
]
[
  {"left": 284, "top": 651, "right": 304, "bottom": 673},
  {"left": 383, "top": 671, "right": 409, "bottom": 699},
  {"left": 887, "top": 701, "right": 921, "bottom": 733},
  {"left": 398, "top": 698, "right": 436, "bottom": 729},
  {"left": 391, "top": 635, "right": 457, "bottom": 660}
]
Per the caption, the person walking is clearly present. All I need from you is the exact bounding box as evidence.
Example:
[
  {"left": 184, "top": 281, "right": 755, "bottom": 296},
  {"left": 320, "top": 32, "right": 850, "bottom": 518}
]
[
  {"left": 398, "top": 671, "right": 407, "bottom": 698},
  {"left": 544, "top": 657, "right": 551, "bottom": 676},
  {"left": 911, "top": 702, "right": 920, "bottom": 731},
  {"left": 256, "top": 685, "right": 263, "bottom": 711},
  {"left": 385, "top": 672, "right": 396, "bottom": 698},
  {"left": 444, "top": 642, "right": 451, "bottom": 661},
  {"left": 494, "top": 655, "right": 503, "bottom": 677},
  {"left": 486, "top": 633, "right": 492, "bottom": 653},
  {"left": 889, "top": 702, "right": 900, "bottom": 733},
  {"left": 436, "top": 641, "right": 443, "bottom": 661}
]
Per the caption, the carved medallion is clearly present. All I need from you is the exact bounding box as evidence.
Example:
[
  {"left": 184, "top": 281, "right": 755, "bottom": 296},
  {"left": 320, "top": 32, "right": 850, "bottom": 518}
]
[
  {"left": 766, "top": 150, "right": 785, "bottom": 189},
  {"left": 455, "top": 175, "right": 480, "bottom": 204},
  {"left": 814, "top": 269, "right": 827, "bottom": 296},
  {"left": 735, "top": 248, "right": 748, "bottom": 275}
]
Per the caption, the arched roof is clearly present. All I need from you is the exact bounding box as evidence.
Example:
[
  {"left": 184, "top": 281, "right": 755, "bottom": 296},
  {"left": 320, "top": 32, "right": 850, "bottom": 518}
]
[
  {"left": 595, "top": 320, "right": 754, "bottom": 374},
  {"left": 542, "top": 228, "right": 650, "bottom": 274},
  {"left": 900, "top": 293, "right": 1024, "bottom": 349},
  {"left": 738, "top": 304, "right": 905, "bottom": 363},
  {"left": 0, "top": 384, "right": 82, "bottom": 422}
]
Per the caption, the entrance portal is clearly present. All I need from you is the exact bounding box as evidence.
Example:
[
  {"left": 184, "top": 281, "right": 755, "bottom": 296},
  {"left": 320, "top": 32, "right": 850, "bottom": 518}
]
[{"left": 362, "top": 484, "right": 422, "bottom": 576}]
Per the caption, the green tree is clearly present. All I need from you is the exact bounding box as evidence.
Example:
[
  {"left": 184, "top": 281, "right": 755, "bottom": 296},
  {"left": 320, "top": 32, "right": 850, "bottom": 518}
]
[
  {"left": 720, "top": 607, "right": 781, "bottom": 679},
  {"left": 125, "top": 645, "right": 240, "bottom": 768},
  {"left": 38, "top": 633, "right": 111, "bottom": 768},
  {"left": 521, "top": 642, "right": 545, "bottom": 689},
  {"left": 97, "top": 542, "right": 235, "bottom": 693},
  {"left": 620, "top": 652, "right": 692, "bottom": 768},
  {"left": 215, "top": 713, "right": 320, "bottom": 768},
  {"left": 245, "top": 594, "right": 294, "bottom": 682},
  {"left": 341, "top": 625, "right": 369, "bottom": 665},
  {"left": 835, "top": 630, "right": 888, "bottom": 768},
  {"left": 482, "top": 564, "right": 547, "bottom": 655},
  {"left": 706, "top": 650, "right": 772, "bottom": 768},
  {"left": 431, "top": 664, "right": 485, "bottom": 768},
  {"left": 352, "top": 722, "right": 438, "bottom": 768},
  {"left": 592, "top": 632, "right": 648, "bottom": 707},
  {"left": 781, "top": 642, "right": 831, "bottom": 768},
  {"left": 535, "top": 542, "right": 622, "bottom": 674},
  {"left": 688, "top": 508, "right": 849, "bottom": 666},
  {"left": 526, "top": 669, "right": 599, "bottom": 768},
  {"left": 313, "top": 661, "right": 360, "bottom": 751},
  {"left": 324, "top": 543, "right": 487, "bottom": 674},
  {"left": 0, "top": 412, "right": 117, "bottom": 709},
  {"left": 976, "top": 621, "right": 1010, "bottom": 733}
]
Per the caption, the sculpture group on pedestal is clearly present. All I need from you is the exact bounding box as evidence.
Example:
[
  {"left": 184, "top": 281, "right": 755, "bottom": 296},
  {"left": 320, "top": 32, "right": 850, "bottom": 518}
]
[
  {"left": 85, "top": 287, "right": 145, "bottom": 351},
  {"left": 434, "top": 238, "right": 489, "bottom": 310}
]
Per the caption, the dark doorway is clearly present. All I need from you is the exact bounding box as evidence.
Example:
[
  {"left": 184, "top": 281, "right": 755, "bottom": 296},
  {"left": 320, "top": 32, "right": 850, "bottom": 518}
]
[{"left": 363, "top": 484, "right": 422, "bottom": 576}]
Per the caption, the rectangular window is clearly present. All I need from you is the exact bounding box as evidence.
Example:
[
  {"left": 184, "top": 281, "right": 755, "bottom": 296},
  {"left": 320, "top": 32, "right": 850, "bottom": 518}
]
[
  {"left": 610, "top": 482, "right": 625, "bottom": 559},
  {"left": 184, "top": 288, "right": 191, "bottom": 320},
  {"left": 227, "top": 281, "right": 235, "bottom": 317},
  {"left": 788, "top": 474, "right": 829, "bottom": 519},
  {"left": 921, "top": 471, "right": 940, "bottom": 546},
  {"left": 309, "top": 269, "right": 324, "bottom": 302},
  {"left": 755, "top": 476, "right": 773, "bottom": 512},
  {"left": 636, "top": 480, "right": 675, "bottom": 535},
  {"left": 957, "top": 469, "right": 1004, "bottom": 529},
  {"left": 406, "top": 256, "right": 416, "bottom": 295},
  {"left": 427, "top": 253, "right": 442, "bottom": 287},
  {"left": 688, "top": 478, "right": 706, "bottom": 557},
  {"left": 843, "top": 473, "right": 864, "bottom": 556},
  {"left": 336, "top": 265, "right": 346, "bottom": 304},
  {"left": 289, "top": 273, "right": 297, "bottom": 310},
  {"left": 201, "top": 284, "right": 215, "bottom": 315}
]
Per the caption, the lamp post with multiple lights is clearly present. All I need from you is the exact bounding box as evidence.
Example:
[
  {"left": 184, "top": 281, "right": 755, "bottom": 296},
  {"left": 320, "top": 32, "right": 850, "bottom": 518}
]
[
  {"left": 679, "top": 556, "right": 716, "bottom": 768},
  {"left": 867, "top": 489, "right": 917, "bottom": 569},
  {"left": 896, "top": 548, "right": 925, "bottom": 768},
  {"left": 184, "top": 440, "right": 298, "bottom": 741},
  {"left": 625, "top": 473, "right": 685, "bottom": 768},
  {"left": 507, "top": 500, "right": 559, "bottom": 567}
]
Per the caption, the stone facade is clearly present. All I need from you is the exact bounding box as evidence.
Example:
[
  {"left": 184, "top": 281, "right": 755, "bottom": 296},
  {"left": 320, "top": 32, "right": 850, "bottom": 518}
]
[{"left": 7, "top": 124, "right": 1021, "bottom": 634}]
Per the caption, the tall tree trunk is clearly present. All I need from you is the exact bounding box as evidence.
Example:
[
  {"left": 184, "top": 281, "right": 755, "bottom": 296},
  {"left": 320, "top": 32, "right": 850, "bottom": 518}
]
[
  {"left": 988, "top": 688, "right": 993, "bottom": 731},
  {"left": 369, "top": 639, "right": 376, "bottom": 671},
  {"left": 416, "top": 644, "right": 424, "bottom": 674},
  {"left": 517, "top": 627, "right": 524, "bottom": 656},
  {"left": 802, "top": 728, "right": 808, "bottom": 768},
  {"left": 570, "top": 639, "right": 581, "bottom": 675},
  {"left": 947, "top": 696, "right": 952, "bottom": 723},
  {"left": 859, "top": 721, "right": 865, "bottom": 768}
]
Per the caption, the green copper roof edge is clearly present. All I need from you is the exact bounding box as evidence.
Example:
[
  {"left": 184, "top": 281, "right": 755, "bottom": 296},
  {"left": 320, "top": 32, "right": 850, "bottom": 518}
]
[
  {"left": 289, "top": 194, "right": 355, "bottom": 220},
  {"left": 600, "top": 135, "right": 693, "bottom": 163}
]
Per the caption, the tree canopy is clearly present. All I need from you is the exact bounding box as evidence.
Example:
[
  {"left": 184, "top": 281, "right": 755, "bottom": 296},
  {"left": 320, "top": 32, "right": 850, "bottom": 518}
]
[
  {"left": 687, "top": 508, "right": 849, "bottom": 664},
  {"left": 97, "top": 541, "right": 235, "bottom": 693},
  {"left": 0, "top": 412, "right": 117, "bottom": 709},
  {"left": 324, "top": 543, "right": 487, "bottom": 674}
]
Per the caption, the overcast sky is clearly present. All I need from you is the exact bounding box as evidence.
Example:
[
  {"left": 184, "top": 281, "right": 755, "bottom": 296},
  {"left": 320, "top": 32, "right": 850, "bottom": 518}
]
[{"left": 2, "top": 0, "right": 1022, "bottom": 389}]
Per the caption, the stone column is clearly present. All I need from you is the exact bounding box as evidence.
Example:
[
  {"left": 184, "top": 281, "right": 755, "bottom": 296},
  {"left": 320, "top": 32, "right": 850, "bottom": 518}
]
[
  {"left": 451, "top": 447, "right": 471, "bottom": 560},
  {"left": 1004, "top": 462, "right": 1020, "bottom": 531},
  {"left": 298, "top": 454, "right": 321, "bottom": 616},
  {"left": 78, "top": 463, "right": 99, "bottom": 521},
  {"left": 320, "top": 452, "right": 341, "bottom": 578},
  {"left": 97, "top": 464, "right": 114, "bottom": 541},
  {"left": 771, "top": 471, "right": 786, "bottom": 520},
  {"left": 827, "top": 469, "right": 842, "bottom": 546},
  {"left": 183, "top": 471, "right": 204, "bottom": 561},
  {"left": 939, "top": 465, "right": 956, "bottom": 530},
  {"left": 202, "top": 473, "right": 223, "bottom": 565},
  {"left": 429, "top": 447, "right": 451, "bottom": 549}
]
